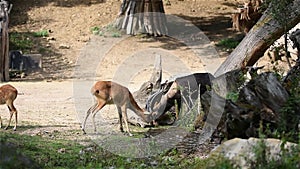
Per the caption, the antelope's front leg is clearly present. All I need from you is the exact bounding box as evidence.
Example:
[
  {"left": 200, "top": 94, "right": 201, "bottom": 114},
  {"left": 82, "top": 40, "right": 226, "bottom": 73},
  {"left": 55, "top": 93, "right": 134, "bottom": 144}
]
[
  {"left": 122, "top": 107, "right": 133, "bottom": 136},
  {"left": 81, "top": 103, "right": 97, "bottom": 134},
  {"left": 13, "top": 110, "right": 17, "bottom": 131}
]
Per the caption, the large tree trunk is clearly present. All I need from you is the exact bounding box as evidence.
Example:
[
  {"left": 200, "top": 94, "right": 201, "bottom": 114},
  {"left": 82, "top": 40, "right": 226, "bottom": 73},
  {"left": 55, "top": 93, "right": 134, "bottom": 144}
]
[
  {"left": 215, "top": 0, "right": 300, "bottom": 77},
  {"left": 0, "top": 1, "right": 10, "bottom": 82},
  {"left": 116, "top": 0, "right": 168, "bottom": 36}
]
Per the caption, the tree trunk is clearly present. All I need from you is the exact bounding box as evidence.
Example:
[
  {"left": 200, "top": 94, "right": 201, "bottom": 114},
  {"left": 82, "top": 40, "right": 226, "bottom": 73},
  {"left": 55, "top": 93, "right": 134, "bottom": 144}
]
[
  {"left": 215, "top": 0, "right": 300, "bottom": 77},
  {"left": 116, "top": 0, "right": 168, "bottom": 36},
  {"left": 0, "top": 1, "right": 10, "bottom": 82}
]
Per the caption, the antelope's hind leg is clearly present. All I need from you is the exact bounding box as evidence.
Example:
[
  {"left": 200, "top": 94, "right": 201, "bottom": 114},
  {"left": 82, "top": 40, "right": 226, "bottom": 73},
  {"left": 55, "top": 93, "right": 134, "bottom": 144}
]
[
  {"left": 81, "top": 102, "right": 105, "bottom": 134},
  {"left": 91, "top": 102, "right": 106, "bottom": 133},
  {"left": 6, "top": 102, "right": 17, "bottom": 131},
  {"left": 122, "top": 107, "right": 133, "bottom": 136}
]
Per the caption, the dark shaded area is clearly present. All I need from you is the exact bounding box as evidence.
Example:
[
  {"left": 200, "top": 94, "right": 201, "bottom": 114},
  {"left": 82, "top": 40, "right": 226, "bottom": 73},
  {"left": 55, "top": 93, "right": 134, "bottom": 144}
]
[
  {"left": 9, "top": 50, "right": 40, "bottom": 71},
  {"left": 8, "top": 31, "right": 73, "bottom": 80},
  {"left": 0, "top": 142, "right": 40, "bottom": 169},
  {"left": 174, "top": 14, "right": 234, "bottom": 41},
  {"left": 133, "top": 13, "right": 241, "bottom": 52},
  {"left": 200, "top": 70, "right": 299, "bottom": 142}
]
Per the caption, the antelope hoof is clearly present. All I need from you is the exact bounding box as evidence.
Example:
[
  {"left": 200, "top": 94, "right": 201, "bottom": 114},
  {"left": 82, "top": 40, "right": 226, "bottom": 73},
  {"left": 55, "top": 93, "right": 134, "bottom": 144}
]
[
  {"left": 128, "top": 133, "right": 133, "bottom": 137},
  {"left": 82, "top": 129, "right": 87, "bottom": 134}
]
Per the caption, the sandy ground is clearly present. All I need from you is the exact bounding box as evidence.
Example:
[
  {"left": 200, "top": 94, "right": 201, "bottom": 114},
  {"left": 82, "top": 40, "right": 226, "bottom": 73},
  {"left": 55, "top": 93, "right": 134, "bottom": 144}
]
[{"left": 0, "top": 81, "right": 82, "bottom": 139}]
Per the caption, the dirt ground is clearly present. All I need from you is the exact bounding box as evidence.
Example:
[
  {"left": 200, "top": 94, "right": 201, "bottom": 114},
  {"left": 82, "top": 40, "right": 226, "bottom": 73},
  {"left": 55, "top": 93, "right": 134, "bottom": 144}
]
[
  {"left": 3, "top": 0, "right": 248, "bottom": 150},
  {"left": 9, "top": 0, "right": 245, "bottom": 78}
]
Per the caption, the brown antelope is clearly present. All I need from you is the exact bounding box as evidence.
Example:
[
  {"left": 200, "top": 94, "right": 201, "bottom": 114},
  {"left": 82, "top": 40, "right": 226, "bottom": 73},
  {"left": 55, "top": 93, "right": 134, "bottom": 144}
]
[
  {"left": 81, "top": 81, "right": 152, "bottom": 136},
  {"left": 0, "top": 84, "right": 18, "bottom": 131}
]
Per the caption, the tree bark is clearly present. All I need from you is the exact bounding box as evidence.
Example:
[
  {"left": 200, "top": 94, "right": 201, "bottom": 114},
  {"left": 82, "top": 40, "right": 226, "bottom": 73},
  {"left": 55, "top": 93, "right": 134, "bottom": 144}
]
[
  {"left": 116, "top": 0, "right": 168, "bottom": 36},
  {"left": 215, "top": 0, "right": 300, "bottom": 77},
  {"left": 0, "top": 1, "right": 10, "bottom": 82}
]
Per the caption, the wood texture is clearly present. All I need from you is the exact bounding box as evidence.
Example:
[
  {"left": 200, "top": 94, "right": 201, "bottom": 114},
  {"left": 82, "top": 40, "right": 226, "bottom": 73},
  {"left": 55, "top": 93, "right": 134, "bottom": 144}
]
[{"left": 117, "top": 0, "right": 168, "bottom": 36}]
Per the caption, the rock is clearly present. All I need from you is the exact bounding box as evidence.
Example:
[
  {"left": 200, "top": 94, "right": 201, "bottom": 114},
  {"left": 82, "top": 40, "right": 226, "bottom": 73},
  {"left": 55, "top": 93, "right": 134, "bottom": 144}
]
[
  {"left": 46, "top": 37, "right": 56, "bottom": 41},
  {"left": 59, "top": 44, "right": 71, "bottom": 49},
  {"left": 21, "top": 72, "right": 26, "bottom": 78},
  {"left": 210, "top": 138, "right": 298, "bottom": 169}
]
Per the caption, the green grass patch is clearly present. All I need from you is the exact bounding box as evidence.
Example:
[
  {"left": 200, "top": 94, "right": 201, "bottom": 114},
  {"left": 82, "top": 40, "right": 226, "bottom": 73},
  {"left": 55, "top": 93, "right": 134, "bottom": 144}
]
[
  {"left": 0, "top": 132, "right": 99, "bottom": 168},
  {"left": 216, "top": 38, "right": 240, "bottom": 49},
  {"left": 0, "top": 132, "right": 203, "bottom": 169},
  {"left": 90, "top": 26, "right": 100, "bottom": 35},
  {"left": 0, "top": 131, "right": 124, "bottom": 168},
  {"left": 90, "top": 24, "right": 122, "bottom": 38},
  {"left": 1, "top": 130, "right": 298, "bottom": 169},
  {"left": 33, "top": 30, "right": 49, "bottom": 37},
  {"left": 0, "top": 130, "right": 234, "bottom": 169},
  {"left": 192, "top": 155, "right": 236, "bottom": 169},
  {"left": 226, "top": 92, "right": 239, "bottom": 102}
]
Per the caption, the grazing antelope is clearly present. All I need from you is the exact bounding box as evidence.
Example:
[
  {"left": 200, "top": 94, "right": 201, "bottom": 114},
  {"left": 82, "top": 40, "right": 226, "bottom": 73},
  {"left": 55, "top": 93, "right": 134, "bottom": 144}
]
[
  {"left": 0, "top": 84, "right": 18, "bottom": 131},
  {"left": 81, "top": 81, "right": 152, "bottom": 136}
]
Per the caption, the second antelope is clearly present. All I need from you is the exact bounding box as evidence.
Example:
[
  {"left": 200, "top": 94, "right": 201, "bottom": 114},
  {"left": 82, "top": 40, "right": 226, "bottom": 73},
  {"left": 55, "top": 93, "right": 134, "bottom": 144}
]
[
  {"left": 81, "top": 81, "right": 152, "bottom": 136},
  {"left": 0, "top": 84, "right": 18, "bottom": 131}
]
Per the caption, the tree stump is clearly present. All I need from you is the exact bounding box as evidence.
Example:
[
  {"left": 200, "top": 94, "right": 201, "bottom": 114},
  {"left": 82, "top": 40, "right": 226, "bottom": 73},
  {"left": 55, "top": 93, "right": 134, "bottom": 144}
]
[{"left": 116, "top": 0, "right": 168, "bottom": 36}]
